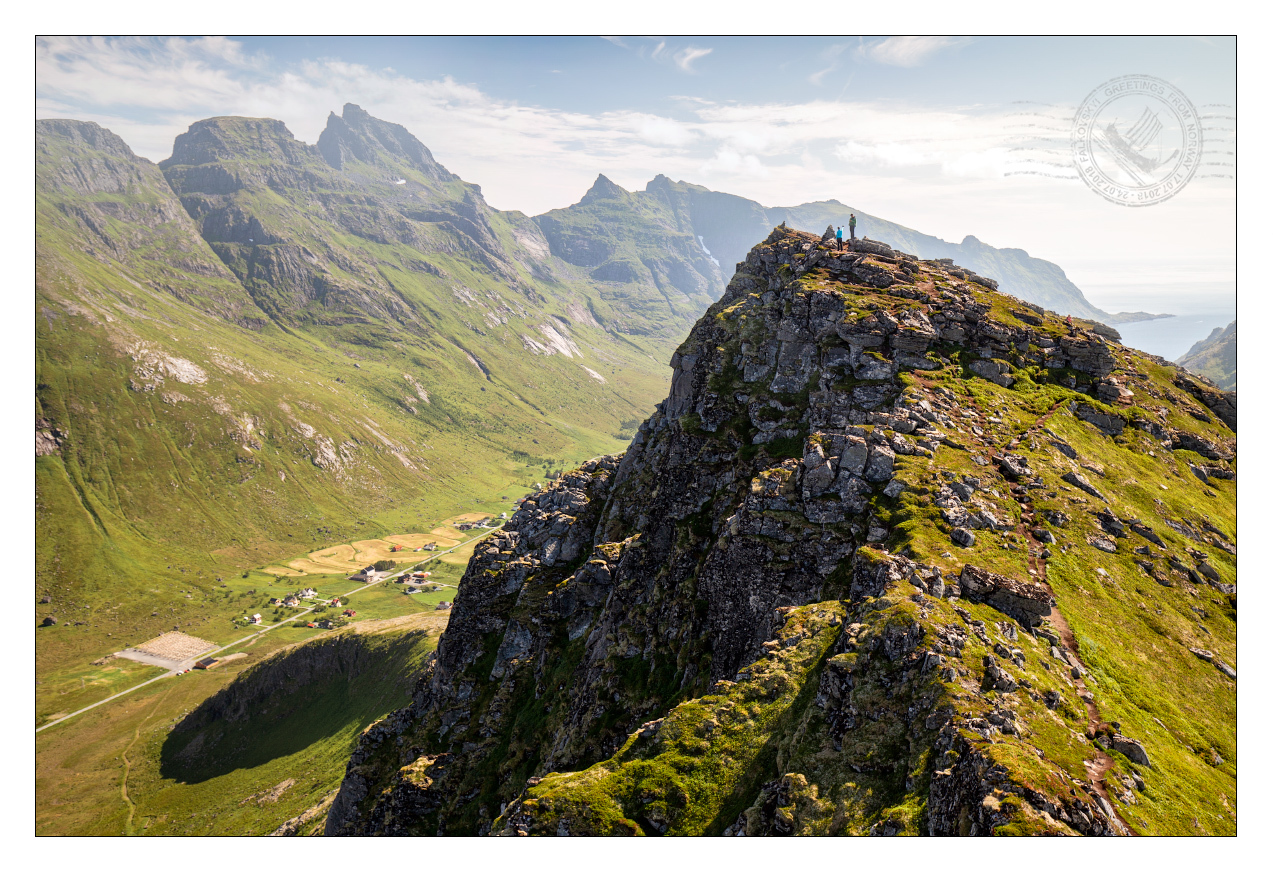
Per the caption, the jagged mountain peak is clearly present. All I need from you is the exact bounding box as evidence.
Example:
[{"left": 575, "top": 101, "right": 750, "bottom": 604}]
[
  {"left": 644, "top": 173, "right": 676, "bottom": 193},
  {"left": 579, "top": 173, "right": 628, "bottom": 204},
  {"left": 316, "top": 103, "right": 453, "bottom": 181}
]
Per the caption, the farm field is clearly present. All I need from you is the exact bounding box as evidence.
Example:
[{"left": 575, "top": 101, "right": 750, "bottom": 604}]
[
  {"left": 261, "top": 511, "right": 494, "bottom": 576},
  {"left": 37, "top": 510, "right": 501, "bottom": 729}
]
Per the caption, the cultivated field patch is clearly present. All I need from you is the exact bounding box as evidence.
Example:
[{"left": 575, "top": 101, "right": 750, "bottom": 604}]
[
  {"left": 386, "top": 532, "right": 458, "bottom": 549},
  {"left": 133, "top": 632, "right": 216, "bottom": 661},
  {"left": 279, "top": 515, "right": 490, "bottom": 576}
]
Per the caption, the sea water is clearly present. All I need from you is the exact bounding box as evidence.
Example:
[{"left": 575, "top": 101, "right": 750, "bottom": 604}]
[
  {"left": 1078, "top": 276, "right": 1235, "bottom": 362},
  {"left": 1114, "top": 312, "right": 1235, "bottom": 362}
]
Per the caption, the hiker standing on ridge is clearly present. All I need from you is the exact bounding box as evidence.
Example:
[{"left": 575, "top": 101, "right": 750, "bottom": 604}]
[
  {"left": 836, "top": 225, "right": 844, "bottom": 250},
  {"left": 849, "top": 214, "right": 857, "bottom": 240}
]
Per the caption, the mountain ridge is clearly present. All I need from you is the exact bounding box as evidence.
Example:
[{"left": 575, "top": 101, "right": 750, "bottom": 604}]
[
  {"left": 325, "top": 225, "right": 1236, "bottom": 837},
  {"left": 1177, "top": 321, "right": 1235, "bottom": 391},
  {"left": 35, "top": 110, "right": 682, "bottom": 683},
  {"left": 549, "top": 176, "right": 1125, "bottom": 322}
]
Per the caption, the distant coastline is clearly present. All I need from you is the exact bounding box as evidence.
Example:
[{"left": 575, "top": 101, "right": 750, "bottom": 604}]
[
  {"left": 1103, "top": 311, "right": 1174, "bottom": 325},
  {"left": 1112, "top": 311, "right": 1234, "bottom": 361}
]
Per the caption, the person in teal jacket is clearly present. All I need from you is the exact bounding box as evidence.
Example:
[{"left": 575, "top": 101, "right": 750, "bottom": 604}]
[
  {"left": 835, "top": 225, "right": 844, "bottom": 250},
  {"left": 849, "top": 214, "right": 857, "bottom": 240}
]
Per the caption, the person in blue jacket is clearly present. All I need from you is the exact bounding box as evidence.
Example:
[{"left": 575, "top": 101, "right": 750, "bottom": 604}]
[{"left": 835, "top": 225, "right": 844, "bottom": 250}]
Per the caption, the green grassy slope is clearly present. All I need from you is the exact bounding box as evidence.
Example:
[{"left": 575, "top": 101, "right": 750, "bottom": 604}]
[
  {"left": 35, "top": 114, "right": 673, "bottom": 688},
  {"left": 37, "top": 613, "right": 442, "bottom": 836}
]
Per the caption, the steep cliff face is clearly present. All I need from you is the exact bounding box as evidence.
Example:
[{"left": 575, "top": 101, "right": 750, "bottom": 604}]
[{"left": 326, "top": 225, "right": 1236, "bottom": 836}]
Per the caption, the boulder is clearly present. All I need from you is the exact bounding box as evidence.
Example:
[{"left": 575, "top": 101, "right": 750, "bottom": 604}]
[
  {"left": 1059, "top": 335, "right": 1115, "bottom": 377},
  {"left": 1049, "top": 439, "right": 1078, "bottom": 459},
  {"left": 995, "top": 453, "right": 1033, "bottom": 481},
  {"left": 959, "top": 564, "right": 1052, "bottom": 626},
  {"left": 951, "top": 528, "right": 976, "bottom": 548},
  {"left": 969, "top": 359, "right": 1014, "bottom": 388},
  {"left": 1108, "top": 734, "right": 1151, "bottom": 766},
  {"left": 1062, "top": 471, "right": 1107, "bottom": 502},
  {"left": 1128, "top": 521, "right": 1165, "bottom": 547},
  {"left": 845, "top": 237, "right": 893, "bottom": 256},
  {"left": 1096, "top": 379, "right": 1135, "bottom": 406},
  {"left": 1087, "top": 535, "right": 1118, "bottom": 553},
  {"left": 1170, "top": 430, "right": 1233, "bottom": 461},
  {"left": 1095, "top": 508, "right": 1127, "bottom": 537},
  {"left": 983, "top": 655, "right": 1018, "bottom": 692},
  {"left": 1074, "top": 402, "right": 1125, "bottom": 436},
  {"left": 863, "top": 443, "right": 896, "bottom": 483}
]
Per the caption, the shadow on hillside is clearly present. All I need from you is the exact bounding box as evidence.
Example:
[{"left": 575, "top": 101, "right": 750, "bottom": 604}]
[{"left": 159, "top": 634, "right": 415, "bottom": 784}]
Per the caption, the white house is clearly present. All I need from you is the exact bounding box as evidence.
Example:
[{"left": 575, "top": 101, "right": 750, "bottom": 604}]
[{"left": 352, "top": 565, "right": 382, "bottom": 582}]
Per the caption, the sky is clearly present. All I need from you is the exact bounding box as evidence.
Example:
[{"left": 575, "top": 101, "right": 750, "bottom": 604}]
[{"left": 36, "top": 35, "right": 1237, "bottom": 321}]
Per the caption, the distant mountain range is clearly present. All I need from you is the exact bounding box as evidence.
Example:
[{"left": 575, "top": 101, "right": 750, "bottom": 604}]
[
  {"left": 36, "top": 107, "right": 682, "bottom": 659},
  {"left": 1178, "top": 321, "right": 1236, "bottom": 390},
  {"left": 542, "top": 173, "right": 1130, "bottom": 323},
  {"left": 37, "top": 103, "right": 1149, "bottom": 663}
]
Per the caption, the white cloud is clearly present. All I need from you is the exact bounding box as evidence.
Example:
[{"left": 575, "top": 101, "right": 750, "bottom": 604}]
[
  {"left": 808, "top": 43, "right": 849, "bottom": 86},
  {"left": 615, "top": 37, "right": 712, "bottom": 73},
  {"left": 673, "top": 46, "right": 712, "bottom": 73},
  {"left": 700, "top": 148, "right": 769, "bottom": 178},
  {"left": 859, "top": 36, "right": 965, "bottom": 68},
  {"left": 633, "top": 114, "right": 696, "bottom": 146}
]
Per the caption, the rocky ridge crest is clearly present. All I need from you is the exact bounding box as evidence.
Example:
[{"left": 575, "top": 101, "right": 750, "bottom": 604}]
[{"left": 323, "top": 225, "right": 1236, "bottom": 836}]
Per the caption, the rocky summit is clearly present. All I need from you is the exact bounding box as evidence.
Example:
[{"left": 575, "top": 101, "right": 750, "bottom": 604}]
[{"left": 326, "top": 226, "right": 1236, "bottom": 836}]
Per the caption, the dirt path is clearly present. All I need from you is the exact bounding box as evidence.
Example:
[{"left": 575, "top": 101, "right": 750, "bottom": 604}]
[
  {"left": 995, "top": 399, "right": 1137, "bottom": 836},
  {"left": 1040, "top": 607, "right": 1137, "bottom": 835},
  {"left": 1004, "top": 399, "right": 1066, "bottom": 453},
  {"left": 120, "top": 687, "right": 173, "bottom": 835}
]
